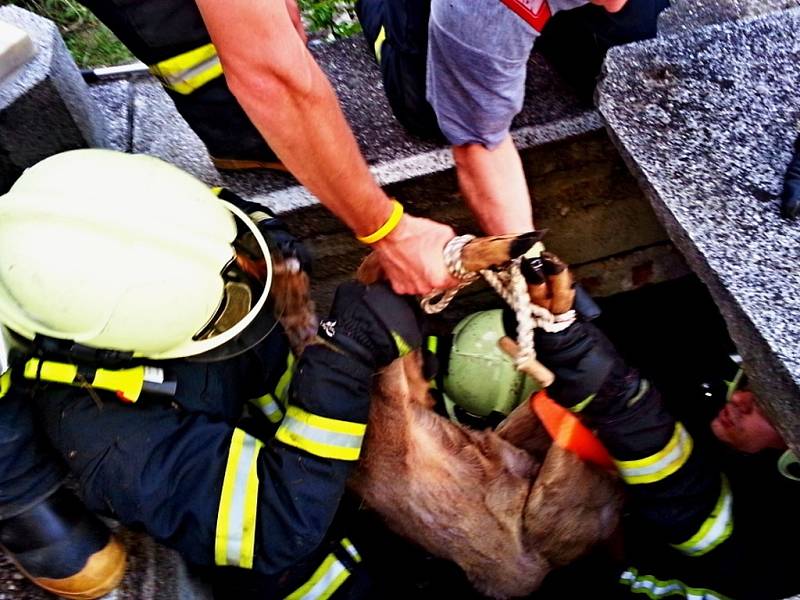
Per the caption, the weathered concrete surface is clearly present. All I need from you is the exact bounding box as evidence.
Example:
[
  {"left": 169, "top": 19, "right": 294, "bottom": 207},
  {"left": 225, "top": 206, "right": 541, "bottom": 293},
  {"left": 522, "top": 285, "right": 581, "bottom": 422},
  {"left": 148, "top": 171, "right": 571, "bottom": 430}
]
[
  {"left": 659, "top": 0, "right": 800, "bottom": 34},
  {"left": 598, "top": 8, "right": 800, "bottom": 450},
  {"left": 88, "top": 79, "right": 132, "bottom": 153},
  {"left": 0, "top": 6, "right": 107, "bottom": 192}
]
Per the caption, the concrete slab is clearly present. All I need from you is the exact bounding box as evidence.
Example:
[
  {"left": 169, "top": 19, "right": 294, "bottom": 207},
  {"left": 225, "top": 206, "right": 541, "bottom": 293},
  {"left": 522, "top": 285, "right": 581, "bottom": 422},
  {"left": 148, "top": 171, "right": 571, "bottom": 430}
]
[
  {"left": 89, "top": 79, "right": 132, "bottom": 153},
  {"left": 598, "top": 7, "right": 800, "bottom": 450},
  {"left": 0, "top": 21, "right": 34, "bottom": 82},
  {"left": 659, "top": 0, "right": 800, "bottom": 34},
  {"left": 0, "top": 6, "right": 107, "bottom": 192}
]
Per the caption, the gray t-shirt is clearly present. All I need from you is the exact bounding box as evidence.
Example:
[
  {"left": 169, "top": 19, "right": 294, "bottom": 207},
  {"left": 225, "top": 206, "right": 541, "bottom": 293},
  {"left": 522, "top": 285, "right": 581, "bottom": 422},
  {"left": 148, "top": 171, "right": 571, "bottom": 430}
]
[{"left": 427, "top": 0, "right": 588, "bottom": 149}]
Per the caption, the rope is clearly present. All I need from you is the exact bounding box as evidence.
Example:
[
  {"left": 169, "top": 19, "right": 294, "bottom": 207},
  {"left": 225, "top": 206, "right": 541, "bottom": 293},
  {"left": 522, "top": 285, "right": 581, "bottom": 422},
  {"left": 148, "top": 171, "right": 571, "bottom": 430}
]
[
  {"left": 419, "top": 235, "right": 479, "bottom": 314},
  {"left": 421, "top": 235, "right": 577, "bottom": 371}
]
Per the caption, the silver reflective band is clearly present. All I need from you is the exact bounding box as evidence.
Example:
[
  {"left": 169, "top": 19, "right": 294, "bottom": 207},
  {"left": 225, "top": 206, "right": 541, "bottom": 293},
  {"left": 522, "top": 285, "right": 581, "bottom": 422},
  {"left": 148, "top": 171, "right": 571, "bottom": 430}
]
[
  {"left": 281, "top": 415, "right": 362, "bottom": 450},
  {"left": 285, "top": 552, "right": 352, "bottom": 600},
  {"left": 672, "top": 475, "right": 733, "bottom": 557},
  {"left": 149, "top": 44, "right": 223, "bottom": 95},
  {"left": 341, "top": 538, "right": 361, "bottom": 563},
  {"left": 276, "top": 406, "right": 366, "bottom": 461},
  {"left": 615, "top": 422, "right": 693, "bottom": 485},
  {"left": 252, "top": 393, "right": 284, "bottom": 424},
  {"left": 215, "top": 429, "right": 263, "bottom": 568},
  {"left": 158, "top": 55, "right": 220, "bottom": 89},
  {"left": 620, "top": 568, "right": 729, "bottom": 600}
]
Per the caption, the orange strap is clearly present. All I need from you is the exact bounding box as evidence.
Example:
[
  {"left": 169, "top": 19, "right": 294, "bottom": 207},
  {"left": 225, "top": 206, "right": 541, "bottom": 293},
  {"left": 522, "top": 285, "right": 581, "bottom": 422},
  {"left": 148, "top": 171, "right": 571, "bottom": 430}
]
[{"left": 531, "top": 391, "right": 615, "bottom": 470}]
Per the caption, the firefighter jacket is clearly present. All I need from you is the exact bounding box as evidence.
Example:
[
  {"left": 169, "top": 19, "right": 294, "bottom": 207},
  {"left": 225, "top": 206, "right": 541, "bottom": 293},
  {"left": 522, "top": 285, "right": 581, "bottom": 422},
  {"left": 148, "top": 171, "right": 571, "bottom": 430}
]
[{"left": 3, "top": 318, "right": 372, "bottom": 599}]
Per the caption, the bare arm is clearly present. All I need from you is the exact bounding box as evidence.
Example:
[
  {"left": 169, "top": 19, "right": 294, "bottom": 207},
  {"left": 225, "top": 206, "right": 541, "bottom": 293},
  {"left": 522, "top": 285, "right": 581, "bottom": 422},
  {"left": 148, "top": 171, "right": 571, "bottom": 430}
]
[
  {"left": 195, "top": 0, "right": 457, "bottom": 294},
  {"left": 452, "top": 134, "right": 534, "bottom": 235}
]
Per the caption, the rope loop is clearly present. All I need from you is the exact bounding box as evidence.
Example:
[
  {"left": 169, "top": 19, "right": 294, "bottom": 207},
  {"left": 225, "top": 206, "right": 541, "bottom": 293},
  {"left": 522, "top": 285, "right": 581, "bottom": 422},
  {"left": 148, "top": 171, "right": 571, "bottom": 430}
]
[
  {"left": 420, "top": 235, "right": 478, "bottom": 314},
  {"left": 419, "top": 236, "right": 578, "bottom": 375}
]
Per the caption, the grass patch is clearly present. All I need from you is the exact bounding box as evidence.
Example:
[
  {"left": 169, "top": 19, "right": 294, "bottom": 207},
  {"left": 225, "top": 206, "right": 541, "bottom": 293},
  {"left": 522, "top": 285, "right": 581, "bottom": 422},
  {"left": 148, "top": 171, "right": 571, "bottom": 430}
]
[
  {"left": 298, "top": 0, "right": 361, "bottom": 40},
  {"left": 9, "top": 0, "right": 133, "bottom": 68}
]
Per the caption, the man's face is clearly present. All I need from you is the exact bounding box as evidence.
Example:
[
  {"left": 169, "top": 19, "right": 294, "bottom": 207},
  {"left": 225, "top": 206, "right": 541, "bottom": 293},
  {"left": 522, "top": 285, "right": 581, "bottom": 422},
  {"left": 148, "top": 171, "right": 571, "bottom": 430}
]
[
  {"left": 711, "top": 390, "right": 786, "bottom": 454},
  {"left": 589, "top": 0, "right": 629, "bottom": 13}
]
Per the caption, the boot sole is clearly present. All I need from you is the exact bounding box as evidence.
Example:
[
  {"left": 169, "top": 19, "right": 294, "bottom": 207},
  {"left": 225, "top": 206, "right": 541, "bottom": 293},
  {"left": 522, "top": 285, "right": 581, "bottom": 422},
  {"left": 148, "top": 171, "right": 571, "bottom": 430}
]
[{"left": 12, "top": 535, "right": 127, "bottom": 600}]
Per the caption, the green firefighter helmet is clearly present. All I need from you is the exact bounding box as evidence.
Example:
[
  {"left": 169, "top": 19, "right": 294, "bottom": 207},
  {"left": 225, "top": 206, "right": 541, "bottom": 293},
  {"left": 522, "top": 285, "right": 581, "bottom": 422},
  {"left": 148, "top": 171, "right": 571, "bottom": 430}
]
[
  {"left": 442, "top": 309, "right": 539, "bottom": 418},
  {"left": 0, "top": 149, "right": 273, "bottom": 361}
]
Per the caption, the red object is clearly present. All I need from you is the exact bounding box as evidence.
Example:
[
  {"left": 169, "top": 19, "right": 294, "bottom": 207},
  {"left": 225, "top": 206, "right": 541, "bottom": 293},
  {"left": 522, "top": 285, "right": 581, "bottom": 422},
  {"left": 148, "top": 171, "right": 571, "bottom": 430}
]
[
  {"left": 531, "top": 391, "right": 615, "bottom": 470},
  {"left": 498, "top": 0, "right": 553, "bottom": 32}
]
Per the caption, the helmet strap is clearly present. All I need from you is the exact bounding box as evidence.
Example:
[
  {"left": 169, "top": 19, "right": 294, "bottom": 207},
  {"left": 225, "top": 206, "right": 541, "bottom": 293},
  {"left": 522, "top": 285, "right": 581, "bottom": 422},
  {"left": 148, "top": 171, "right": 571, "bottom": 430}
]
[{"left": 31, "top": 335, "right": 136, "bottom": 369}]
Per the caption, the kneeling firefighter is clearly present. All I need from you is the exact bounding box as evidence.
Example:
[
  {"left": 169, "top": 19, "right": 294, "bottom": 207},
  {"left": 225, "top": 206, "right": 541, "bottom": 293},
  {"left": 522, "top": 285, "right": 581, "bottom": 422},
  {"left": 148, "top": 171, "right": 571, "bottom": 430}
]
[{"left": 0, "top": 149, "right": 422, "bottom": 599}]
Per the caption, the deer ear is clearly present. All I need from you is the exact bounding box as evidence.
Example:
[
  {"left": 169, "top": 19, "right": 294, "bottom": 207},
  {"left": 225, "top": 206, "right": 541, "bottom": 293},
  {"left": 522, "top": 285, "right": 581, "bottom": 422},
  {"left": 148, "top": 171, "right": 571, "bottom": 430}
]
[
  {"left": 356, "top": 252, "right": 385, "bottom": 285},
  {"left": 460, "top": 230, "right": 546, "bottom": 272}
]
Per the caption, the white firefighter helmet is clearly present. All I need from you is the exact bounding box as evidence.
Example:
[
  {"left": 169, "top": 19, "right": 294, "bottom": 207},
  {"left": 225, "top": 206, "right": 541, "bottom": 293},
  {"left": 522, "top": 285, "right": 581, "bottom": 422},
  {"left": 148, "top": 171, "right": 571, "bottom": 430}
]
[
  {"left": 0, "top": 149, "right": 272, "bottom": 360},
  {"left": 443, "top": 309, "right": 539, "bottom": 418}
]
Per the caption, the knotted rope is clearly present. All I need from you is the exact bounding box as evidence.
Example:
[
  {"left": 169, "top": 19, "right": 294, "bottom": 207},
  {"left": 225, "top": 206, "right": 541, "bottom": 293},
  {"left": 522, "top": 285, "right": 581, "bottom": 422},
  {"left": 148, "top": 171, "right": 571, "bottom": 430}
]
[{"left": 421, "top": 235, "right": 576, "bottom": 385}]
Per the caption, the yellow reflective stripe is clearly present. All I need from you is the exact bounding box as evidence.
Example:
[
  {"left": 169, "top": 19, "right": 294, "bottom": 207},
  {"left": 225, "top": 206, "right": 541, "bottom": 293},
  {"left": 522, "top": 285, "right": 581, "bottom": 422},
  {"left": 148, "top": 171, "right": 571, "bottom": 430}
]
[
  {"left": 614, "top": 422, "right": 693, "bottom": 485},
  {"left": 0, "top": 369, "right": 11, "bottom": 399},
  {"left": 570, "top": 393, "right": 595, "bottom": 414},
  {"left": 426, "top": 336, "right": 439, "bottom": 389},
  {"left": 92, "top": 366, "right": 145, "bottom": 402},
  {"left": 149, "top": 43, "right": 222, "bottom": 94},
  {"left": 672, "top": 475, "right": 733, "bottom": 557},
  {"left": 211, "top": 186, "right": 224, "bottom": 196},
  {"left": 620, "top": 567, "right": 730, "bottom": 600},
  {"left": 275, "top": 353, "right": 296, "bottom": 404},
  {"left": 275, "top": 406, "right": 366, "bottom": 461},
  {"left": 24, "top": 358, "right": 76, "bottom": 384},
  {"left": 392, "top": 331, "right": 412, "bottom": 357},
  {"left": 251, "top": 393, "right": 284, "bottom": 424},
  {"left": 426, "top": 336, "right": 438, "bottom": 354},
  {"left": 215, "top": 429, "right": 263, "bottom": 568},
  {"left": 23, "top": 359, "right": 147, "bottom": 402},
  {"left": 285, "top": 552, "right": 351, "bottom": 600},
  {"left": 373, "top": 25, "right": 387, "bottom": 63},
  {"left": 340, "top": 538, "right": 361, "bottom": 563}
]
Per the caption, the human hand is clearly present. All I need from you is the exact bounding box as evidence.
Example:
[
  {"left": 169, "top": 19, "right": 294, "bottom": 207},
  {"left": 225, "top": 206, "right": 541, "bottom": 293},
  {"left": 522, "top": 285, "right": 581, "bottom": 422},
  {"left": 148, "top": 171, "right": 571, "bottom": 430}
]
[
  {"left": 501, "top": 251, "right": 623, "bottom": 410},
  {"left": 284, "top": 0, "right": 308, "bottom": 44},
  {"left": 372, "top": 214, "right": 460, "bottom": 296}
]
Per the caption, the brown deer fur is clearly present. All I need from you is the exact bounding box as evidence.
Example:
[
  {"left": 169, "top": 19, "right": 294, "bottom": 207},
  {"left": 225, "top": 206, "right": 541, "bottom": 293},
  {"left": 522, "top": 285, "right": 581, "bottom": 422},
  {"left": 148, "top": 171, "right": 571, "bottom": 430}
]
[{"left": 272, "top": 236, "right": 622, "bottom": 599}]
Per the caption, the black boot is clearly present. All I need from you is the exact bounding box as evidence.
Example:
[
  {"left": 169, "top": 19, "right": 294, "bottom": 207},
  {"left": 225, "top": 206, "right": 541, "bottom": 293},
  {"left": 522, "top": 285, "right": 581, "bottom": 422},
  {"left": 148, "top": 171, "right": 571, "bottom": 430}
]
[{"left": 0, "top": 487, "right": 126, "bottom": 599}]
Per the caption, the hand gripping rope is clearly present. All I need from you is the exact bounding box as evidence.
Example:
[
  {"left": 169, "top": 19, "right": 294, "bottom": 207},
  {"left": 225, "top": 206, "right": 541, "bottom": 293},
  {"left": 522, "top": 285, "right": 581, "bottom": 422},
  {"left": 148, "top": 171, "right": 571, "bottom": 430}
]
[{"left": 421, "top": 235, "right": 576, "bottom": 387}]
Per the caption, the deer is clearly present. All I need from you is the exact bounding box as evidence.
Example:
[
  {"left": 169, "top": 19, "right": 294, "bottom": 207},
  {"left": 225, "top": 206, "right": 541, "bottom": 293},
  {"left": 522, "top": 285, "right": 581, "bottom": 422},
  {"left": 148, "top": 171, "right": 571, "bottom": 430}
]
[{"left": 270, "top": 232, "right": 622, "bottom": 599}]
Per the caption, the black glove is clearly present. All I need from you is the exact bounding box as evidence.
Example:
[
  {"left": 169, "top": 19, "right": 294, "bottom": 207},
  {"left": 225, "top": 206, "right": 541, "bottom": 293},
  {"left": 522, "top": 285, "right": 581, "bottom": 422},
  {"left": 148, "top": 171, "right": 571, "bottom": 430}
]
[
  {"left": 318, "top": 281, "right": 423, "bottom": 368},
  {"left": 217, "top": 187, "right": 313, "bottom": 273},
  {"left": 781, "top": 135, "right": 800, "bottom": 219},
  {"left": 503, "top": 311, "right": 638, "bottom": 417}
]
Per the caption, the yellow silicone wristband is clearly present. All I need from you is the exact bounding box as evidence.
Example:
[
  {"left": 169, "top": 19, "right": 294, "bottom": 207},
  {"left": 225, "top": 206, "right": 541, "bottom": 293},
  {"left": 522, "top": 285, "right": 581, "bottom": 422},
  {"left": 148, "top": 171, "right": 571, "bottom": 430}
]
[{"left": 356, "top": 200, "right": 404, "bottom": 244}]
